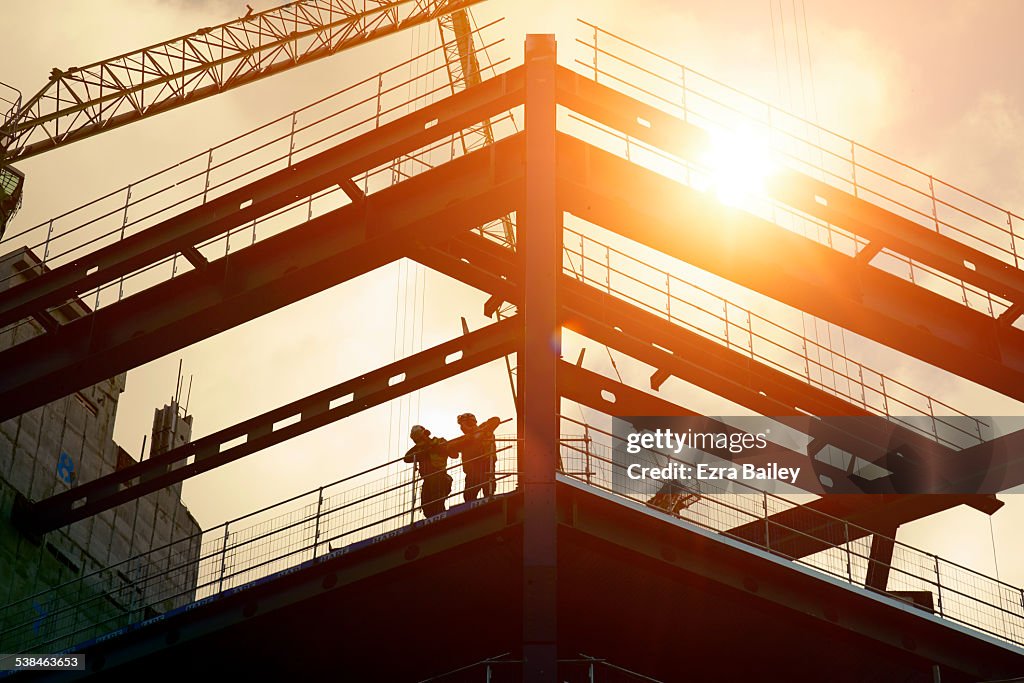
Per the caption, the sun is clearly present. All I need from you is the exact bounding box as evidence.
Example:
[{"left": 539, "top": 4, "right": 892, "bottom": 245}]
[{"left": 696, "top": 124, "right": 778, "bottom": 208}]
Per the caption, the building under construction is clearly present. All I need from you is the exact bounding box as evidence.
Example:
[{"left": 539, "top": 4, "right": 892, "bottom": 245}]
[{"left": 1, "top": 2, "right": 1023, "bottom": 680}]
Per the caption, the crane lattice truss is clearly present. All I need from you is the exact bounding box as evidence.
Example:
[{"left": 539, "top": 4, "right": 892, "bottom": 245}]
[
  {"left": 3, "top": 36, "right": 1024, "bottom": 677},
  {"left": 0, "top": 0, "right": 483, "bottom": 164}
]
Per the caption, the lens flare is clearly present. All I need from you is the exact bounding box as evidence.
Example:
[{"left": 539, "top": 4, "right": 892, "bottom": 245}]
[{"left": 697, "top": 125, "right": 777, "bottom": 208}]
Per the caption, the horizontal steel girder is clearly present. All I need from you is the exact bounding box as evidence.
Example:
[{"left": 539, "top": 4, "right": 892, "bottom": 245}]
[
  {"left": 555, "top": 133, "right": 1024, "bottom": 402},
  {"left": 0, "top": 133, "right": 525, "bottom": 423},
  {"left": 555, "top": 66, "right": 1024, "bottom": 318},
  {"left": 19, "top": 317, "right": 520, "bottom": 533},
  {"left": 0, "top": 65, "right": 525, "bottom": 332}
]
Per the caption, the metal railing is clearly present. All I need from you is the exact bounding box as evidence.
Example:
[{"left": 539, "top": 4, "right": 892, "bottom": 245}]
[
  {"left": 572, "top": 20, "right": 1023, "bottom": 320},
  {"left": 561, "top": 225, "right": 987, "bottom": 450},
  {"left": 417, "top": 652, "right": 667, "bottom": 682},
  {"left": 558, "top": 415, "right": 1024, "bottom": 649},
  {"left": 0, "top": 19, "right": 518, "bottom": 342},
  {"left": 1, "top": 426, "right": 1021, "bottom": 658},
  {"left": 0, "top": 438, "right": 520, "bottom": 657}
]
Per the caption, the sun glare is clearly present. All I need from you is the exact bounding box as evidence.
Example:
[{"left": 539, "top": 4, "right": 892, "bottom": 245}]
[{"left": 697, "top": 125, "right": 777, "bottom": 208}]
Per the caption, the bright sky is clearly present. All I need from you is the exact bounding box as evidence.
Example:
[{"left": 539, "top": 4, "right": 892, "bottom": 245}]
[{"left": 1, "top": 0, "right": 1023, "bottom": 588}]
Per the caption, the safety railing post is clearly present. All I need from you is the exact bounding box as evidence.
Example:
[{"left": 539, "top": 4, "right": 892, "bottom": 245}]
[
  {"left": 665, "top": 274, "right": 671, "bottom": 321},
  {"left": 218, "top": 522, "right": 229, "bottom": 594},
  {"left": 680, "top": 65, "right": 687, "bottom": 122},
  {"left": 844, "top": 521, "right": 853, "bottom": 584},
  {"left": 313, "top": 486, "right": 324, "bottom": 559},
  {"left": 880, "top": 375, "right": 889, "bottom": 418},
  {"left": 1009, "top": 211, "right": 1019, "bottom": 270},
  {"left": 409, "top": 462, "right": 418, "bottom": 526},
  {"left": 579, "top": 234, "right": 585, "bottom": 283},
  {"left": 375, "top": 72, "right": 383, "bottom": 129},
  {"left": 859, "top": 366, "right": 867, "bottom": 408},
  {"left": 202, "top": 149, "right": 213, "bottom": 204},
  {"left": 592, "top": 26, "right": 598, "bottom": 83},
  {"left": 288, "top": 111, "right": 298, "bottom": 167},
  {"left": 934, "top": 555, "right": 944, "bottom": 617},
  {"left": 724, "top": 301, "right": 730, "bottom": 349},
  {"left": 851, "top": 141, "right": 858, "bottom": 198},
  {"left": 746, "top": 312, "right": 754, "bottom": 360},
  {"left": 43, "top": 219, "right": 53, "bottom": 262},
  {"left": 604, "top": 243, "right": 611, "bottom": 293},
  {"left": 118, "top": 185, "right": 131, "bottom": 300},
  {"left": 763, "top": 491, "right": 770, "bottom": 553}
]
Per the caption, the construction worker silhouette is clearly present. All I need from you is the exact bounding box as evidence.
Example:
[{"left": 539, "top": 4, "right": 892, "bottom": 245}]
[
  {"left": 405, "top": 425, "right": 455, "bottom": 518},
  {"left": 453, "top": 413, "right": 500, "bottom": 502}
]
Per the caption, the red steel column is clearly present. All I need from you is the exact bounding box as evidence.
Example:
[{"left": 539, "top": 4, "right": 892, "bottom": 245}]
[{"left": 520, "top": 34, "right": 559, "bottom": 682}]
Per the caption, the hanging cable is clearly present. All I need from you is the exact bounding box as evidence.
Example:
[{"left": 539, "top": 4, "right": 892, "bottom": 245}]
[
  {"left": 776, "top": 0, "right": 794, "bottom": 108},
  {"left": 989, "top": 515, "right": 1001, "bottom": 581},
  {"left": 791, "top": 0, "right": 810, "bottom": 119},
  {"left": 769, "top": 1, "right": 783, "bottom": 103}
]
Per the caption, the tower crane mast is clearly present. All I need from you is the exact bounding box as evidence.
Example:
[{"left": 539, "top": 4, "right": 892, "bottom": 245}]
[{"left": 0, "top": 0, "right": 485, "bottom": 237}]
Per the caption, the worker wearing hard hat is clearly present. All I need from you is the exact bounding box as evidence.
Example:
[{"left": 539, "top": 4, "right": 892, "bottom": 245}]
[
  {"left": 453, "top": 413, "right": 500, "bottom": 502},
  {"left": 405, "top": 425, "right": 456, "bottom": 518}
]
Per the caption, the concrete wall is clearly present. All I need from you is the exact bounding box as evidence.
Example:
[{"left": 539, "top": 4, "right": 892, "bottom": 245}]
[{"left": 0, "top": 247, "right": 202, "bottom": 652}]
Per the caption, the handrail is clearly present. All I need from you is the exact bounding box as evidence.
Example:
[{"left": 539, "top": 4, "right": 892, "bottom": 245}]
[
  {"left": 561, "top": 224, "right": 987, "bottom": 449},
  {"left": 575, "top": 20, "right": 1024, "bottom": 281},
  {"left": 557, "top": 415, "right": 1024, "bottom": 647}
]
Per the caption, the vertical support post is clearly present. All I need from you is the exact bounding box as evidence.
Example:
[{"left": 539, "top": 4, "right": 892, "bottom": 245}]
[{"left": 520, "top": 34, "right": 559, "bottom": 683}]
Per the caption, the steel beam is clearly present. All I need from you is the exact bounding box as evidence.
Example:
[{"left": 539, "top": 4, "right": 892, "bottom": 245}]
[
  {"left": 865, "top": 525, "right": 899, "bottom": 591},
  {"left": 17, "top": 317, "right": 519, "bottom": 534},
  {"left": 0, "top": 67, "right": 525, "bottom": 332},
  {"left": 555, "top": 66, "right": 1024, "bottom": 317},
  {"left": 0, "top": 134, "right": 525, "bottom": 423},
  {"left": 520, "top": 34, "right": 558, "bottom": 683},
  {"left": 556, "top": 133, "right": 1024, "bottom": 402}
]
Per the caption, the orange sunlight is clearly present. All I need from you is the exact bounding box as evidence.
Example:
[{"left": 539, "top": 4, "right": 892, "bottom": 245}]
[{"left": 696, "top": 124, "right": 778, "bottom": 208}]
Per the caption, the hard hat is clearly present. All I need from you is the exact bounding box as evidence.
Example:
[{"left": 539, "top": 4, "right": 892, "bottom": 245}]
[
  {"left": 410, "top": 425, "right": 429, "bottom": 440},
  {"left": 457, "top": 412, "right": 477, "bottom": 425}
]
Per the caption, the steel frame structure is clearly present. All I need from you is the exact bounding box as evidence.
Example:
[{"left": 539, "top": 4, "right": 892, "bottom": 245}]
[{"left": 4, "top": 36, "right": 1024, "bottom": 682}]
